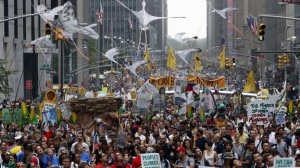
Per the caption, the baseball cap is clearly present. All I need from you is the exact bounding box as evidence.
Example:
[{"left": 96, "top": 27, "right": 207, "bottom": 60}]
[
  {"left": 176, "top": 146, "right": 186, "bottom": 152},
  {"left": 223, "top": 152, "right": 234, "bottom": 160}
]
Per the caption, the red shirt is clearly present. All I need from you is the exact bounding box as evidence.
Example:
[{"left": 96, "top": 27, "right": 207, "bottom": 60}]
[
  {"left": 94, "top": 163, "right": 105, "bottom": 168},
  {"left": 132, "top": 155, "right": 141, "bottom": 168}
]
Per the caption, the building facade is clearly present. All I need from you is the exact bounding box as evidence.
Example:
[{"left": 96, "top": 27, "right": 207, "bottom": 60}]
[{"left": 207, "top": 0, "right": 300, "bottom": 87}]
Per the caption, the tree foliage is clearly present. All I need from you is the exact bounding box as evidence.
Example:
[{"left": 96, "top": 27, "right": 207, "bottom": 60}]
[{"left": 0, "top": 60, "right": 16, "bottom": 95}]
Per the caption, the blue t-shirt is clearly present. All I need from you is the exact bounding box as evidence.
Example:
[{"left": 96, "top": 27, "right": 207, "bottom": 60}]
[
  {"left": 41, "top": 155, "right": 52, "bottom": 168},
  {"left": 51, "top": 156, "right": 60, "bottom": 166},
  {"left": 80, "top": 152, "right": 91, "bottom": 163}
]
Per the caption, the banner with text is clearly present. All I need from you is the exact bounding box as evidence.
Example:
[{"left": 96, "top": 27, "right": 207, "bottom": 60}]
[
  {"left": 274, "top": 157, "right": 294, "bottom": 168},
  {"left": 2, "top": 108, "right": 23, "bottom": 125},
  {"left": 149, "top": 76, "right": 226, "bottom": 88},
  {"left": 141, "top": 153, "right": 161, "bottom": 168},
  {"left": 247, "top": 100, "right": 275, "bottom": 126}
]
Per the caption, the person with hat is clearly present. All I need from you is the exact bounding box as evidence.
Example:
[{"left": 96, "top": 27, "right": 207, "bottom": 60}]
[
  {"left": 222, "top": 152, "right": 235, "bottom": 168},
  {"left": 174, "top": 146, "right": 195, "bottom": 168}
]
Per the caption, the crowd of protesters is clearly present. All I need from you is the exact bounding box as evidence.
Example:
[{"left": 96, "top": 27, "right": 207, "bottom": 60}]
[{"left": 0, "top": 97, "right": 300, "bottom": 168}]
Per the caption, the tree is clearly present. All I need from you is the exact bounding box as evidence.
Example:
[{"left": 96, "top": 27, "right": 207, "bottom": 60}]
[
  {"left": 0, "top": 60, "right": 16, "bottom": 95},
  {"left": 87, "top": 39, "right": 97, "bottom": 75}
]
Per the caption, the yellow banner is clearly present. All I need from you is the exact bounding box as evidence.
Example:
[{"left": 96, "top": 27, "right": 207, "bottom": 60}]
[
  {"left": 149, "top": 76, "right": 226, "bottom": 88},
  {"left": 149, "top": 76, "right": 175, "bottom": 88}
]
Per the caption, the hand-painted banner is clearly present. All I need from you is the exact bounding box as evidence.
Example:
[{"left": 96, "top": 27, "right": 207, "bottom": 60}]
[
  {"left": 187, "top": 76, "right": 226, "bottom": 88},
  {"left": 149, "top": 76, "right": 226, "bottom": 88},
  {"left": 246, "top": 100, "right": 275, "bottom": 126}
]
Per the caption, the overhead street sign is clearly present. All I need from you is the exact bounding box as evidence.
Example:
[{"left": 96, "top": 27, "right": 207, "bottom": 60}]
[
  {"left": 46, "top": 70, "right": 57, "bottom": 74},
  {"left": 66, "top": 73, "right": 75, "bottom": 77}
]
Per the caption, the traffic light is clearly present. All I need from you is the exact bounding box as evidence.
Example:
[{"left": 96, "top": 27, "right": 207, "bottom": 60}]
[
  {"left": 129, "top": 60, "right": 132, "bottom": 65},
  {"left": 55, "top": 28, "right": 64, "bottom": 41},
  {"left": 283, "top": 54, "right": 289, "bottom": 64},
  {"left": 277, "top": 55, "right": 284, "bottom": 68},
  {"left": 232, "top": 58, "right": 236, "bottom": 66},
  {"left": 225, "top": 58, "right": 230, "bottom": 69},
  {"left": 45, "top": 23, "right": 52, "bottom": 38},
  {"left": 258, "top": 23, "right": 266, "bottom": 41}
]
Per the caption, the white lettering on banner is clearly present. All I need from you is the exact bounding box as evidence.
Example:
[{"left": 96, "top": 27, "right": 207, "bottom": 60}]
[
  {"left": 141, "top": 153, "right": 161, "bottom": 168},
  {"left": 247, "top": 100, "right": 275, "bottom": 126}
]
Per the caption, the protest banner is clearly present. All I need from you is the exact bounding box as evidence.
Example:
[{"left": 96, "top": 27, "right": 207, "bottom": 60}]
[
  {"left": 2, "top": 108, "right": 23, "bottom": 125},
  {"left": 276, "top": 106, "right": 287, "bottom": 125},
  {"left": 274, "top": 157, "right": 294, "bottom": 168},
  {"left": 246, "top": 100, "right": 275, "bottom": 126},
  {"left": 141, "top": 153, "right": 161, "bottom": 168}
]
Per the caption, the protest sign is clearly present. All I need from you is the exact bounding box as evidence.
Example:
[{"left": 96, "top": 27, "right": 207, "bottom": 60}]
[
  {"left": 117, "top": 133, "right": 127, "bottom": 149},
  {"left": 276, "top": 106, "right": 287, "bottom": 125},
  {"left": 274, "top": 157, "right": 294, "bottom": 168},
  {"left": 247, "top": 100, "right": 275, "bottom": 126},
  {"left": 2, "top": 108, "right": 23, "bottom": 125},
  {"left": 141, "top": 153, "right": 161, "bottom": 168},
  {"left": 42, "top": 102, "right": 57, "bottom": 125}
]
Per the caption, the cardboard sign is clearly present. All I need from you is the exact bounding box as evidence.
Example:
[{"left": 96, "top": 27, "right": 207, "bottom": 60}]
[
  {"left": 141, "top": 153, "right": 161, "bottom": 168},
  {"left": 276, "top": 106, "right": 287, "bottom": 125},
  {"left": 247, "top": 100, "right": 275, "bottom": 126},
  {"left": 274, "top": 157, "right": 294, "bottom": 168},
  {"left": 41, "top": 102, "right": 57, "bottom": 125},
  {"left": 117, "top": 133, "right": 127, "bottom": 149}
]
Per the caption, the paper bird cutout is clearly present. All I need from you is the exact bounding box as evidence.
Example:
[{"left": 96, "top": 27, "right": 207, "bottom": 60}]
[
  {"left": 207, "top": 0, "right": 238, "bottom": 19},
  {"left": 173, "top": 32, "right": 188, "bottom": 45},
  {"left": 125, "top": 60, "right": 149, "bottom": 77},
  {"left": 116, "top": 0, "right": 185, "bottom": 30},
  {"left": 37, "top": 4, "right": 63, "bottom": 23},
  {"left": 37, "top": 1, "right": 99, "bottom": 41},
  {"left": 59, "top": 1, "right": 99, "bottom": 40},
  {"left": 137, "top": 80, "right": 159, "bottom": 94},
  {"left": 27, "top": 36, "right": 55, "bottom": 48},
  {"left": 104, "top": 47, "right": 120, "bottom": 64},
  {"left": 175, "top": 48, "right": 202, "bottom": 65}
]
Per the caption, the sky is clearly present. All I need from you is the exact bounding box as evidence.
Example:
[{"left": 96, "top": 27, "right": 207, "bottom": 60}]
[{"left": 168, "top": 0, "right": 207, "bottom": 39}]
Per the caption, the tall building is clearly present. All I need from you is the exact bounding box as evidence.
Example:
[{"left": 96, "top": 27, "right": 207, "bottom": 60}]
[
  {"left": 0, "top": 0, "right": 168, "bottom": 99},
  {"left": 0, "top": 0, "right": 64, "bottom": 99},
  {"left": 207, "top": 0, "right": 300, "bottom": 87}
]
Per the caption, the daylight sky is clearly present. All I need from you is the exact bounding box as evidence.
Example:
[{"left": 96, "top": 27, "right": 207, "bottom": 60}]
[{"left": 167, "top": 0, "right": 207, "bottom": 39}]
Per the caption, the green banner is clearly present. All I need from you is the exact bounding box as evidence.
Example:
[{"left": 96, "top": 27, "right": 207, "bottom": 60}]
[{"left": 2, "top": 108, "right": 23, "bottom": 125}]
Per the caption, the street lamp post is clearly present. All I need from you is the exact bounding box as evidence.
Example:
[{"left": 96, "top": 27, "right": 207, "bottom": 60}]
[{"left": 68, "top": 45, "right": 87, "bottom": 83}]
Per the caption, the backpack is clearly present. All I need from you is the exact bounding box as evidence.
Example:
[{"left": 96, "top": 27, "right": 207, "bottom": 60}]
[
  {"left": 175, "top": 157, "right": 192, "bottom": 167},
  {"left": 161, "top": 158, "right": 170, "bottom": 168}
]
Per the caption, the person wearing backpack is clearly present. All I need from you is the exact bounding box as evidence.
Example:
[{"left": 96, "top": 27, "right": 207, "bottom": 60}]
[{"left": 173, "top": 147, "right": 195, "bottom": 168}]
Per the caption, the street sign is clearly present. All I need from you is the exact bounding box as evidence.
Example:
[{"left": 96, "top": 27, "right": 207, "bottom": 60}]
[
  {"left": 66, "top": 73, "right": 75, "bottom": 77},
  {"left": 40, "top": 64, "right": 51, "bottom": 70},
  {"left": 46, "top": 70, "right": 57, "bottom": 74}
]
